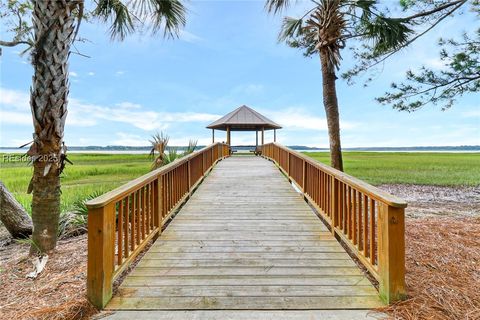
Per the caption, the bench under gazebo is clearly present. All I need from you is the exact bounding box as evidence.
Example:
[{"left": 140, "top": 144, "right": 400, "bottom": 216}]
[{"left": 206, "top": 105, "right": 282, "bottom": 153}]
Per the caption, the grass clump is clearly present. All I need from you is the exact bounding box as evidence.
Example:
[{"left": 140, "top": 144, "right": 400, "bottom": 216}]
[{"left": 304, "top": 152, "right": 480, "bottom": 186}]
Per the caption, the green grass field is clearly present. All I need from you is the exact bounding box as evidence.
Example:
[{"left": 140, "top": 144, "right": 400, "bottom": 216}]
[
  {"left": 0, "top": 153, "right": 152, "bottom": 214},
  {"left": 1, "top": 152, "right": 478, "bottom": 214},
  {"left": 303, "top": 152, "right": 480, "bottom": 186}
]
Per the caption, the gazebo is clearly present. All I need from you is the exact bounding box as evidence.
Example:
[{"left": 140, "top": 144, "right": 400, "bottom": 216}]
[{"left": 207, "top": 105, "right": 282, "bottom": 148}]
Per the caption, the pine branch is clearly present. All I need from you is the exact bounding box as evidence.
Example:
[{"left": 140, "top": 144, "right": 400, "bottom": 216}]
[{"left": 0, "top": 39, "right": 30, "bottom": 47}]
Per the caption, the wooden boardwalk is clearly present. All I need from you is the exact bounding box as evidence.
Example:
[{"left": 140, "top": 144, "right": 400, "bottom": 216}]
[{"left": 106, "top": 156, "right": 383, "bottom": 312}]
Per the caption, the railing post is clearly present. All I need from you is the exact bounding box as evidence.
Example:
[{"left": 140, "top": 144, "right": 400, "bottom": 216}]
[
  {"left": 378, "top": 203, "right": 406, "bottom": 303},
  {"left": 87, "top": 202, "right": 115, "bottom": 309}
]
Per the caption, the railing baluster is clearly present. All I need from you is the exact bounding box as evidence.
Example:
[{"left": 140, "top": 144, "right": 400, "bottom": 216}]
[
  {"left": 147, "top": 183, "right": 151, "bottom": 232},
  {"left": 142, "top": 186, "right": 146, "bottom": 240},
  {"left": 342, "top": 184, "right": 347, "bottom": 232},
  {"left": 117, "top": 199, "right": 123, "bottom": 266},
  {"left": 353, "top": 189, "right": 357, "bottom": 245},
  {"left": 124, "top": 196, "right": 129, "bottom": 259},
  {"left": 137, "top": 190, "right": 141, "bottom": 244},
  {"left": 370, "top": 198, "right": 376, "bottom": 265},
  {"left": 363, "top": 194, "right": 368, "bottom": 256},
  {"left": 358, "top": 193, "right": 363, "bottom": 249},
  {"left": 131, "top": 193, "right": 136, "bottom": 250}
]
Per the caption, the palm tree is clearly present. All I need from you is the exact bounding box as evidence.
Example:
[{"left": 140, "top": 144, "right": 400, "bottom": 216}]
[
  {"left": 26, "top": 0, "right": 186, "bottom": 253},
  {"left": 265, "top": 0, "right": 411, "bottom": 171},
  {"left": 150, "top": 133, "right": 198, "bottom": 169},
  {"left": 150, "top": 131, "right": 170, "bottom": 169},
  {"left": 184, "top": 139, "right": 198, "bottom": 155}
]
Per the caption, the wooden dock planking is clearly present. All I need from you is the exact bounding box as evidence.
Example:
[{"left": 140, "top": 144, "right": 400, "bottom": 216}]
[{"left": 107, "top": 156, "right": 383, "bottom": 310}]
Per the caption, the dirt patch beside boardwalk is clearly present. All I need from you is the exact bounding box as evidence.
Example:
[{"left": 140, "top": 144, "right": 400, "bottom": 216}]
[
  {"left": 0, "top": 184, "right": 479, "bottom": 319},
  {"left": 379, "top": 184, "right": 480, "bottom": 218}
]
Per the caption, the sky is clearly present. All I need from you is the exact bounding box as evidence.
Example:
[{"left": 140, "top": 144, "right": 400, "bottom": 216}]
[{"left": 1, "top": 1, "right": 479, "bottom": 148}]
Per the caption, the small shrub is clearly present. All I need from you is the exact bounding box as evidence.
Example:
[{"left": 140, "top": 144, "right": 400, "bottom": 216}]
[{"left": 58, "top": 191, "right": 104, "bottom": 239}]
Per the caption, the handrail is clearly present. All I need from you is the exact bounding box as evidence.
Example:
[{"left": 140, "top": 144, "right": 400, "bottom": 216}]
[
  {"left": 86, "top": 145, "right": 218, "bottom": 209},
  {"left": 86, "top": 142, "right": 230, "bottom": 308},
  {"left": 278, "top": 145, "right": 407, "bottom": 208},
  {"left": 261, "top": 142, "right": 407, "bottom": 304}
]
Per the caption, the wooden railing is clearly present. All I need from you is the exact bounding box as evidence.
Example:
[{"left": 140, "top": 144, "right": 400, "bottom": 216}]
[
  {"left": 261, "top": 143, "right": 407, "bottom": 304},
  {"left": 86, "top": 142, "right": 229, "bottom": 308}
]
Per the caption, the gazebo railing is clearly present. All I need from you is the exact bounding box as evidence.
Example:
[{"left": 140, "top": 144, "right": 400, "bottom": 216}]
[{"left": 261, "top": 142, "right": 407, "bottom": 303}]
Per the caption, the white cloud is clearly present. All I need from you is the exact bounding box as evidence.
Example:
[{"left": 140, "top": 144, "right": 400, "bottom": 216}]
[
  {"left": 0, "top": 88, "right": 29, "bottom": 110},
  {"left": 233, "top": 84, "right": 264, "bottom": 96},
  {"left": 424, "top": 57, "right": 448, "bottom": 71},
  {"left": 0, "top": 88, "right": 357, "bottom": 147},
  {"left": 69, "top": 102, "right": 219, "bottom": 130},
  {"left": 179, "top": 30, "right": 203, "bottom": 43},
  {"left": 116, "top": 102, "right": 142, "bottom": 109},
  {"left": 115, "top": 71, "right": 125, "bottom": 76},
  {"left": 112, "top": 132, "right": 149, "bottom": 146},
  {"left": 88, "top": 72, "right": 95, "bottom": 76},
  {"left": 461, "top": 109, "right": 480, "bottom": 118},
  {"left": 0, "top": 110, "right": 32, "bottom": 125},
  {"left": 0, "top": 87, "right": 221, "bottom": 131},
  {"left": 70, "top": 71, "right": 78, "bottom": 77},
  {"left": 266, "top": 107, "right": 357, "bottom": 131}
]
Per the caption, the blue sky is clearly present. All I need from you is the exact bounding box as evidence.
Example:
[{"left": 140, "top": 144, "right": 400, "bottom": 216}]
[{"left": 1, "top": 1, "right": 479, "bottom": 147}]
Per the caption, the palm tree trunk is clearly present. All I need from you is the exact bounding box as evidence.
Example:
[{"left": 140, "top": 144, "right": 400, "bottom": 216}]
[
  {"left": 28, "top": 0, "right": 76, "bottom": 253},
  {"left": 320, "top": 51, "right": 344, "bottom": 172}
]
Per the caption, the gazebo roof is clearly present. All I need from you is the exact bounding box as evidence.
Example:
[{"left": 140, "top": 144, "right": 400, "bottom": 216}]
[{"left": 207, "top": 105, "right": 282, "bottom": 131}]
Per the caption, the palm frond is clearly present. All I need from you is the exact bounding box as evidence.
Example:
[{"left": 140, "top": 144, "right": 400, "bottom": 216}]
[
  {"left": 183, "top": 139, "right": 197, "bottom": 156},
  {"left": 94, "top": 0, "right": 186, "bottom": 40},
  {"left": 164, "top": 147, "right": 180, "bottom": 164},
  {"left": 352, "top": 0, "right": 377, "bottom": 21},
  {"left": 150, "top": 131, "right": 169, "bottom": 170},
  {"left": 279, "top": 17, "right": 304, "bottom": 42},
  {"left": 71, "top": 191, "right": 105, "bottom": 216},
  {"left": 265, "top": 0, "right": 292, "bottom": 14},
  {"left": 93, "top": 0, "right": 134, "bottom": 40},
  {"left": 148, "top": 0, "right": 187, "bottom": 38}
]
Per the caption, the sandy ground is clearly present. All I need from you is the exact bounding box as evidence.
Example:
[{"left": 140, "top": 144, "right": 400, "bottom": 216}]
[
  {"left": 379, "top": 184, "right": 480, "bottom": 218},
  {"left": 0, "top": 184, "right": 479, "bottom": 320}
]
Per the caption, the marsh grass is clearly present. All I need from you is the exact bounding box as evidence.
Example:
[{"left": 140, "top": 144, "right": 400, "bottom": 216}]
[
  {"left": 1, "top": 152, "right": 478, "bottom": 216},
  {"left": 0, "top": 153, "right": 151, "bottom": 214},
  {"left": 304, "top": 152, "right": 480, "bottom": 186}
]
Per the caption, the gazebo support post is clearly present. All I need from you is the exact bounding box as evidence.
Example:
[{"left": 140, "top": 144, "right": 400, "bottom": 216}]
[
  {"left": 256, "top": 131, "right": 258, "bottom": 148},
  {"left": 226, "top": 126, "right": 231, "bottom": 146},
  {"left": 261, "top": 127, "right": 265, "bottom": 145},
  {"left": 212, "top": 129, "right": 215, "bottom": 144},
  {"left": 274, "top": 129, "right": 276, "bottom": 142}
]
